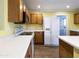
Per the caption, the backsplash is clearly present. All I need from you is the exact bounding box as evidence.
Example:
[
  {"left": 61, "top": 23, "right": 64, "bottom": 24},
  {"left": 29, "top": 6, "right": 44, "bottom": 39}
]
[
  {"left": 26, "top": 24, "right": 43, "bottom": 30},
  {"left": 15, "top": 25, "right": 24, "bottom": 34}
]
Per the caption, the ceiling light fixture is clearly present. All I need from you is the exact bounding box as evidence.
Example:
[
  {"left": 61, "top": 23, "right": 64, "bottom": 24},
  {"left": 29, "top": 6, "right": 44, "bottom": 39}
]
[
  {"left": 37, "top": 5, "right": 40, "bottom": 8},
  {"left": 66, "top": 5, "right": 70, "bottom": 8}
]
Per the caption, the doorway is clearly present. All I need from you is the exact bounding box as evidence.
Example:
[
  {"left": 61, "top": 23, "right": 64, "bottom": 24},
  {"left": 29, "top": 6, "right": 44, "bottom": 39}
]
[{"left": 57, "top": 15, "right": 67, "bottom": 36}]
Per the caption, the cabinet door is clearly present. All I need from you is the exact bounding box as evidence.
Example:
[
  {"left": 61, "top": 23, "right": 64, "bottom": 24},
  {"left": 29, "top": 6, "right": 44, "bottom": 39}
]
[
  {"left": 74, "top": 13, "right": 79, "bottom": 24},
  {"left": 8, "top": 0, "right": 23, "bottom": 22},
  {"left": 32, "top": 14, "right": 37, "bottom": 24},
  {"left": 59, "top": 39, "right": 73, "bottom": 58},
  {"left": 29, "top": 14, "right": 37, "bottom": 24},
  {"left": 70, "top": 31, "right": 79, "bottom": 36},
  {"left": 70, "top": 31, "right": 76, "bottom": 35},
  {"left": 37, "top": 14, "right": 43, "bottom": 24},
  {"left": 34, "top": 32, "right": 44, "bottom": 44},
  {"left": 29, "top": 14, "right": 32, "bottom": 23},
  {"left": 29, "top": 13, "right": 43, "bottom": 24}
]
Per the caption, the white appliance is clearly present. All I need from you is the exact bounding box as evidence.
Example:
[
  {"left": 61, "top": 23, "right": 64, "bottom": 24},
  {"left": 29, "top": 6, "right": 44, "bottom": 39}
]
[{"left": 43, "top": 16, "right": 59, "bottom": 46}]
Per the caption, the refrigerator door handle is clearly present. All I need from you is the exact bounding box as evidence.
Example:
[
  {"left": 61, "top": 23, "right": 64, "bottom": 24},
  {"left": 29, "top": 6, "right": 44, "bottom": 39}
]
[{"left": 45, "top": 28, "right": 50, "bottom": 30}]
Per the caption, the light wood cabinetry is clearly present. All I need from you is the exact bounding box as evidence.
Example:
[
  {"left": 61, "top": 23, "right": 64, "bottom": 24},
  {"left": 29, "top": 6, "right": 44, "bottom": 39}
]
[
  {"left": 70, "top": 31, "right": 79, "bottom": 35},
  {"left": 29, "top": 13, "right": 37, "bottom": 24},
  {"left": 36, "top": 14, "right": 43, "bottom": 24},
  {"left": 74, "top": 13, "right": 79, "bottom": 24},
  {"left": 29, "top": 12, "right": 43, "bottom": 24},
  {"left": 8, "top": 0, "right": 23, "bottom": 22},
  {"left": 8, "top": 0, "right": 29, "bottom": 23},
  {"left": 59, "top": 39, "right": 73, "bottom": 58},
  {"left": 34, "top": 32, "right": 44, "bottom": 44}
]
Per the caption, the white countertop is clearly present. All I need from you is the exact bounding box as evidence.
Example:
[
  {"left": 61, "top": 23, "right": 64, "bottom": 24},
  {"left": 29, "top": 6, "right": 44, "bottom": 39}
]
[
  {"left": 59, "top": 36, "right": 79, "bottom": 49},
  {"left": 0, "top": 35, "right": 34, "bottom": 58}
]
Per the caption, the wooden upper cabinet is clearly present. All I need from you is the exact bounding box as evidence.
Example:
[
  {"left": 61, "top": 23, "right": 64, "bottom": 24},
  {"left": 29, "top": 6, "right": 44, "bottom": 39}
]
[
  {"left": 30, "top": 14, "right": 37, "bottom": 24},
  {"left": 29, "top": 13, "right": 37, "bottom": 24},
  {"left": 8, "top": 0, "right": 23, "bottom": 22},
  {"left": 36, "top": 14, "right": 43, "bottom": 24},
  {"left": 29, "top": 12, "right": 43, "bottom": 24},
  {"left": 74, "top": 13, "right": 79, "bottom": 24}
]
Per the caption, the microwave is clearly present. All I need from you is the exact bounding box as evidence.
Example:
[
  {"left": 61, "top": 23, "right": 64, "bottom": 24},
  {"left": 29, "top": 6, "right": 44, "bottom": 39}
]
[{"left": 14, "top": 11, "right": 29, "bottom": 24}]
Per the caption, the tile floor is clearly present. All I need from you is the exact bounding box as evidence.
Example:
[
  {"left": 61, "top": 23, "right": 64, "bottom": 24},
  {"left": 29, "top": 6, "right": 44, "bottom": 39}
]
[{"left": 34, "top": 45, "right": 59, "bottom": 58}]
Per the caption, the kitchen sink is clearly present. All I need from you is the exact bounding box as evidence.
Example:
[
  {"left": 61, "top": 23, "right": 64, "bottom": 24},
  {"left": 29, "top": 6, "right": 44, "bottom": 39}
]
[{"left": 20, "top": 32, "right": 33, "bottom": 35}]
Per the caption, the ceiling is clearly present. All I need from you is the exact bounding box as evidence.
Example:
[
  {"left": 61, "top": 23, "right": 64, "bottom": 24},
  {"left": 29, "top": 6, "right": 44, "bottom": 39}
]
[{"left": 23, "top": 0, "right": 79, "bottom": 12}]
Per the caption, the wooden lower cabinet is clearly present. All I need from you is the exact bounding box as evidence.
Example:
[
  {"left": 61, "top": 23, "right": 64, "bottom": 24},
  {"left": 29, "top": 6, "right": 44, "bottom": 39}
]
[
  {"left": 70, "top": 31, "right": 79, "bottom": 36},
  {"left": 25, "top": 43, "right": 32, "bottom": 58},
  {"left": 34, "top": 32, "right": 44, "bottom": 44},
  {"left": 59, "top": 39, "right": 73, "bottom": 58}
]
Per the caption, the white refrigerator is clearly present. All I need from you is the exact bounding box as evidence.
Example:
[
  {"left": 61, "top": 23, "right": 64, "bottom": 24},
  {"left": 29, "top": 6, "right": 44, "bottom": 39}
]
[{"left": 43, "top": 16, "right": 59, "bottom": 46}]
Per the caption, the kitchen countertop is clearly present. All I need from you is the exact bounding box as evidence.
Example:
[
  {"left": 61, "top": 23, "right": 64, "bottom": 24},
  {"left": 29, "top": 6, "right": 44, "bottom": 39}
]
[
  {"left": 59, "top": 36, "right": 79, "bottom": 49},
  {"left": 25, "top": 24, "right": 43, "bottom": 32},
  {"left": 0, "top": 34, "right": 34, "bottom": 58},
  {"left": 24, "top": 24, "right": 44, "bottom": 32}
]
